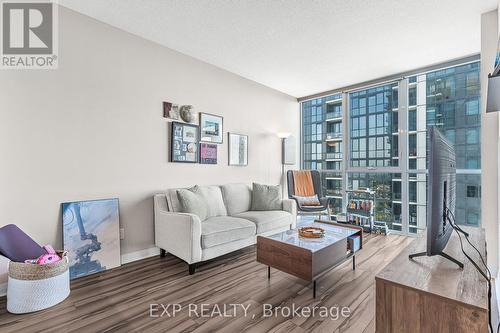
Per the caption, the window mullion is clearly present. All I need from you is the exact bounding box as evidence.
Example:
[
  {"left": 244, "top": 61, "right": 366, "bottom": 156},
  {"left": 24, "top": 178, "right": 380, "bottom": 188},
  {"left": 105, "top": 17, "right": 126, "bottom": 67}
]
[
  {"left": 342, "top": 92, "right": 349, "bottom": 212},
  {"left": 399, "top": 79, "right": 410, "bottom": 234}
]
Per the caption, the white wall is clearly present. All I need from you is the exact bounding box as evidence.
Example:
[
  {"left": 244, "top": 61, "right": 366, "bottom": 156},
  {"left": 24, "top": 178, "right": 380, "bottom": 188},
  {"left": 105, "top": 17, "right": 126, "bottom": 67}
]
[
  {"left": 0, "top": 7, "right": 299, "bottom": 286},
  {"left": 481, "top": 10, "right": 499, "bottom": 275}
]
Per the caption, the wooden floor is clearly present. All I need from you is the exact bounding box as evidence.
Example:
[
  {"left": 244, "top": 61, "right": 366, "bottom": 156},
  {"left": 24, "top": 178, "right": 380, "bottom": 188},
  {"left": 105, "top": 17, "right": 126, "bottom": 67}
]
[{"left": 0, "top": 234, "right": 412, "bottom": 333}]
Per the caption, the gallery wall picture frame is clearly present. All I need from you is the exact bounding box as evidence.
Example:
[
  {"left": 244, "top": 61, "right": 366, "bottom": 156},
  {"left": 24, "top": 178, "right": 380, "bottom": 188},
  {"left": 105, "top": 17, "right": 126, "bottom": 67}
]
[
  {"left": 171, "top": 121, "right": 200, "bottom": 163},
  {"left": 199, "top": 112, "right": 223, "bottom": 144},
  {"left": 200, "top": 143, "right": 217, "bottom": 164},
  {"left": 62, "top": 198, "right": 121, "bottom": 279},
  {"left": 228, "top": 133, "right": 248, "bottom": 166}
]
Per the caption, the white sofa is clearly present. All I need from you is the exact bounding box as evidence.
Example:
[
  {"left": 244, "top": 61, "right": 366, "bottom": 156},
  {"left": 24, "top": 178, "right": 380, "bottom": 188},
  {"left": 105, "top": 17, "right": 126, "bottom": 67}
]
[{"left": 154, "top": 183, "right": 297, "bottom": 274}]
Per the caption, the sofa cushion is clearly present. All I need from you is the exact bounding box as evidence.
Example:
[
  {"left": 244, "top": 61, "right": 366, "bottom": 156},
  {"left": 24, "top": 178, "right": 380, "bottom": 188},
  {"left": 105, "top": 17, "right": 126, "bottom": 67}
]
[
  {"left": 167, "top": 185, "right": 227, "bottom": 218},
  {"left": 220, "top": 183, "right": 252, "bottom": 215},
  {"left": 234, "top": 210, "right": 292, "bottom": 234},
  {"left": 177, "top": 188, "right": 209, "bottom": 221},
  {"left": 251, "top": 183, "right": 282, "bottom": 211},
  {"left": 196, "top": 185, "right": 227, "bottom": 217},
  {"left": 201, "top": 216, "right": 256, "bottom": 249},
  {"left": 165, "top": 188, "right": 182, "bottom": 212}
]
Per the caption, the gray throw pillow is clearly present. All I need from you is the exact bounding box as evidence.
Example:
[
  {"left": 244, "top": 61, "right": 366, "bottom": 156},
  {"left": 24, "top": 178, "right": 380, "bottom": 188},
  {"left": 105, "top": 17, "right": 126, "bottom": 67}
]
[
  {"left": 177, "top": 187, "right": 208, "bottom": 221},
  {"left": 251, "top": 183, "right": 282, "bottom": 211}
]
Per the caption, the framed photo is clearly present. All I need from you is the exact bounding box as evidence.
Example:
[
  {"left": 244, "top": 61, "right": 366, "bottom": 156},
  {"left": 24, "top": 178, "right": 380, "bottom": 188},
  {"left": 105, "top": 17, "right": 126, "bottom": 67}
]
[
  {"left": 200, "top": 113, "right": 223, "bottom": 143},
  {"left": 171, "top": 121, "right": 199, "bottom": 163},
  {"left": 228, "top": 133, "right": 248, "bottom": 166},
  {"left": 62, "top": 198, "right": 121, "bottom": 279},
  {"left": 200, "top": 143, "right": 217, "bottom": 164},
  {"left": 163, "top": 102, "right": 180, "bottom": 120}
]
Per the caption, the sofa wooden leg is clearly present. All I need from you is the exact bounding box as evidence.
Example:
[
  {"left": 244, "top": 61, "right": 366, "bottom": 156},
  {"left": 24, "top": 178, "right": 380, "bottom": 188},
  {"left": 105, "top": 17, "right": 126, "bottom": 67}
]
[
  {"left": 189, "top": 264, "right": 196, "bottom": 275},
  {"left": 160, "top": 249, "right": 166, "bottom": 258}
]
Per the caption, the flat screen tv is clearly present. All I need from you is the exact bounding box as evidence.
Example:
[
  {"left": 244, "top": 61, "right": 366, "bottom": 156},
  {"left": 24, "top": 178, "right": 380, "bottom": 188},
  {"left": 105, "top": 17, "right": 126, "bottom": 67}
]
[{"left": 409, "top": 127, "right": 463, "bottom": 268}]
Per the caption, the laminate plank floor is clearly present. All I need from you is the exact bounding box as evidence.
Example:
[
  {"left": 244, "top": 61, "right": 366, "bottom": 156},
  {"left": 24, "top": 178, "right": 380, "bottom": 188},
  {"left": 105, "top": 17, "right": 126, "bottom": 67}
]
[{"left": 0, "top": 233, "right": 413, "bottom": 333}]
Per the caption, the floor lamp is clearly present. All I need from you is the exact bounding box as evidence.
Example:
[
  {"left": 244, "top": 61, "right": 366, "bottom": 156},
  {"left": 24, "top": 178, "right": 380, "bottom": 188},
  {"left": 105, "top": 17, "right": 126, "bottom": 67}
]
[{"left": 277, "top": 132, "right": 295, "bottom": 198}]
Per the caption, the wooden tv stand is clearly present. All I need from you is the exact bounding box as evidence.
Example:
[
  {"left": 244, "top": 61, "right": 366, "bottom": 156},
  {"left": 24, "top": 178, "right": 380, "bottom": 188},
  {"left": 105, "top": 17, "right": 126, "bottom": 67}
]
[{"left": 375, "top": 227, "right": 488, "bottom": 333}]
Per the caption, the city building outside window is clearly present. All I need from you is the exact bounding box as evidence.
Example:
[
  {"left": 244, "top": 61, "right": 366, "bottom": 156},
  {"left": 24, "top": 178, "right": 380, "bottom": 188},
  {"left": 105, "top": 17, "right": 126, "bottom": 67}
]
[{"left": 300, "top": 60, "right": 481, "bottom": 234}]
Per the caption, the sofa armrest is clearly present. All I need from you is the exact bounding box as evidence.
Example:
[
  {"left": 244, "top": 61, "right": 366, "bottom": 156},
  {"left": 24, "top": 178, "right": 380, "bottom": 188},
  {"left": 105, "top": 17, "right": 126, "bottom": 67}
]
[
  {"left": 282, "top": 199, "right": 297, "bottom": 229},
  {"left": 154, "top": 209, "right": 202, "bottom": 264}
]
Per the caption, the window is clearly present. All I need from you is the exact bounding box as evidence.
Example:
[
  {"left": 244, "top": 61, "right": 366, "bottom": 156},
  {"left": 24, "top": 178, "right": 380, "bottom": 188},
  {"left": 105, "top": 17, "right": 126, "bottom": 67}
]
[
  {"left": 409, "top": 86, "right": 417, "bottom": 106},
  {"left": 466, "top": 99, "right": 479, "bottom": 115},
  {"left": 349, "top": 84, "right": 398, "bottom": 167},
  {"left": 467, "top": 185, "right": 480, "bottom": 198},
  {"left": 301, "top": 61, "right": 481, "bottom": 232},
  {"left": 466, "top": 128, "right": 479, "bottom": 144}
]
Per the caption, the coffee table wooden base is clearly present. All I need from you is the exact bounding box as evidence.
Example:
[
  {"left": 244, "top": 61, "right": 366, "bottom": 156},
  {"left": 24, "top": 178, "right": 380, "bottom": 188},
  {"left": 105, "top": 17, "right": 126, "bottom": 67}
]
[
  {"left": 258, "top": 221, "right": 362, "bottom": 298},
  {"left": 266, "top": 254, "right": 356, "bottom": 298}
]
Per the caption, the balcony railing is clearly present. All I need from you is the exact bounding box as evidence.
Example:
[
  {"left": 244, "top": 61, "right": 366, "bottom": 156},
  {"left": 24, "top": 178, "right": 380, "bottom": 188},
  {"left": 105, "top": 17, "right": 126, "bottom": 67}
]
[
  {"left": 326, "top": 132, "right": 343, "bottom": 140},
  {"left": 326, "top": 111, "right": 342, "bottom": 120},
  {"left": 326, "top": 152, "right": 342, "bottom": 160},
  {"left": 325, "top": 188, "right": 343, "bottom": 197}
]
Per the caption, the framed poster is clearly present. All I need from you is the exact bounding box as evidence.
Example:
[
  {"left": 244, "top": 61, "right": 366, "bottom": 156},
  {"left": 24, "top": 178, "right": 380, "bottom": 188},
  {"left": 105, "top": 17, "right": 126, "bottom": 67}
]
[
  {"left": 200, "top": 113, "right": 223, "bottom": 143},
  {"left": 171, "top": 121, "right": 199, "bottom": 163},
  {"left": 228, "top": 133, "right": 248, "bottom": 166},
  {"left": 200, "top": 143, "right": 217, "bottom": 164},
  {"left": 62, "top": 198, "right": 121, "bottom": 279}
]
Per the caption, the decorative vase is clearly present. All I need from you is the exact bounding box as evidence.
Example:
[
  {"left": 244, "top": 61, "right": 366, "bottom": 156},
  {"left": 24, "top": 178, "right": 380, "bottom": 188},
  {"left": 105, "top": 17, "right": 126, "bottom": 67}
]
[{"left": 180, "top": 105, "right": 194, "bottom": 123}]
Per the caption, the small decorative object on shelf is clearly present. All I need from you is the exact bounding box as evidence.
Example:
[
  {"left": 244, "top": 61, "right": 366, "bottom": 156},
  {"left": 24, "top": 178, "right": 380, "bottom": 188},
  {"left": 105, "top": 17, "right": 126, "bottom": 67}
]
[
  {"left": 298, "top": 226, "right": 325, "bottom": 238},
  {"left": 163, "top": 102, "right": 198, "bottom": 124},
  {"left": 179, "top": 105, "right": 194, "bottom": 123}
]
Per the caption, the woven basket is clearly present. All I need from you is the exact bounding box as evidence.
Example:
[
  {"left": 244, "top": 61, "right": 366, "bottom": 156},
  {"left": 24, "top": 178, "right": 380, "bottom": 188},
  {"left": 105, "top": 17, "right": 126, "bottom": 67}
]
[{"left": 7, "top": 251, "right": 70, "bottom": 314}]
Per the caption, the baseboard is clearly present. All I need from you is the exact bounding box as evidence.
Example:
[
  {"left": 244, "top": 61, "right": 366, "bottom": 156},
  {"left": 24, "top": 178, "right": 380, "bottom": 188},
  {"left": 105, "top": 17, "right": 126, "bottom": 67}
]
[
  {"left": 0, "top": 282, "right": 7, "bottom": 297},
  {"left": 121, "top": 247, "right": 160, "bottom": 265}
]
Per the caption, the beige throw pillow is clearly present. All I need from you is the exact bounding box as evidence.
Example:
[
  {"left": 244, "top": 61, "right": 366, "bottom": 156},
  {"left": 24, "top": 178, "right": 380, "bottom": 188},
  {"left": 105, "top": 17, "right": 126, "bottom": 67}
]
[{"left": 176, "top": 187, "right": 208, "bottom": 221}]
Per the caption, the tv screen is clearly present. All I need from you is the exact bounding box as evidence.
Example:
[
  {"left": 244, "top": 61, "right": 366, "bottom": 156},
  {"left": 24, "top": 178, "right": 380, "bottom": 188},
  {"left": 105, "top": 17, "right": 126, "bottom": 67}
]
[{"left": 426, "top": 127, "right": 456, "bottom": 256}]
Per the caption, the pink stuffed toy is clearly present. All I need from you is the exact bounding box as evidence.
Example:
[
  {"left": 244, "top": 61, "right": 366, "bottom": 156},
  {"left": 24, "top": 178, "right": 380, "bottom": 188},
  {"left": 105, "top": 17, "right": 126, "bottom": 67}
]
[{"left": 25, "top": 245, "right": 61, "bottom": 265}]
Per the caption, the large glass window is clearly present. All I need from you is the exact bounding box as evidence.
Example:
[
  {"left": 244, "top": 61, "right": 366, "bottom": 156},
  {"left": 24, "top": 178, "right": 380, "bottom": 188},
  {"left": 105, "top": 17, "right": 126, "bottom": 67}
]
[
  {"left": 349, "top": 83, "right": 399, "bottom": 168},
  {"left": 301, "top": 60, "right": 481, "bottom": 233},
  {"left": 421, "top": 63, "right": 482, "bottom": 226}
]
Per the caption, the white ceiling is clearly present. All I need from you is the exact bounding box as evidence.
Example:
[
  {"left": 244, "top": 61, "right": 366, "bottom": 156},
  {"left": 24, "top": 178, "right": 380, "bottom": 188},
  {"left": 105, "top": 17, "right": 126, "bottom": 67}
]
[{"left": 60, "top": 0, "right": 497, "bottom": 98}]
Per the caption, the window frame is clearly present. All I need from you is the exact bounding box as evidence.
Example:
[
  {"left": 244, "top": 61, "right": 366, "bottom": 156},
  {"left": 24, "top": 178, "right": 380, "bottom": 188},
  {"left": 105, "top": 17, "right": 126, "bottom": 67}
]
[{"left": 299, "top": 56, "right": 481, "bottom": 235}]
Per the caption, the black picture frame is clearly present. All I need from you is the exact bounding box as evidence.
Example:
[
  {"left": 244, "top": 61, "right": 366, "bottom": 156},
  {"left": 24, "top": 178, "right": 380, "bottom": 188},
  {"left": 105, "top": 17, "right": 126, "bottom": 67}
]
[{"left": 170, "top": 121, "right": 200, "bottom": 163}]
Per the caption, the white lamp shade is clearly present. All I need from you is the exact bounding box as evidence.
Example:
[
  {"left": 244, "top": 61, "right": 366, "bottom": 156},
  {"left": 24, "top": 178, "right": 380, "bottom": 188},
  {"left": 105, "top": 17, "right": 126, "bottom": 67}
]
[{"left": 282, "top": 136, "right": 296, "bottom": 165}]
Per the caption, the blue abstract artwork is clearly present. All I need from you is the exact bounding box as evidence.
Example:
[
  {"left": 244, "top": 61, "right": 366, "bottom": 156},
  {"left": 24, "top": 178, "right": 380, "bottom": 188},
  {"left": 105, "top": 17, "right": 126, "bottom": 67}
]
[{"left": 62, "top": 198, "right": 121, "bottom": 279}]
